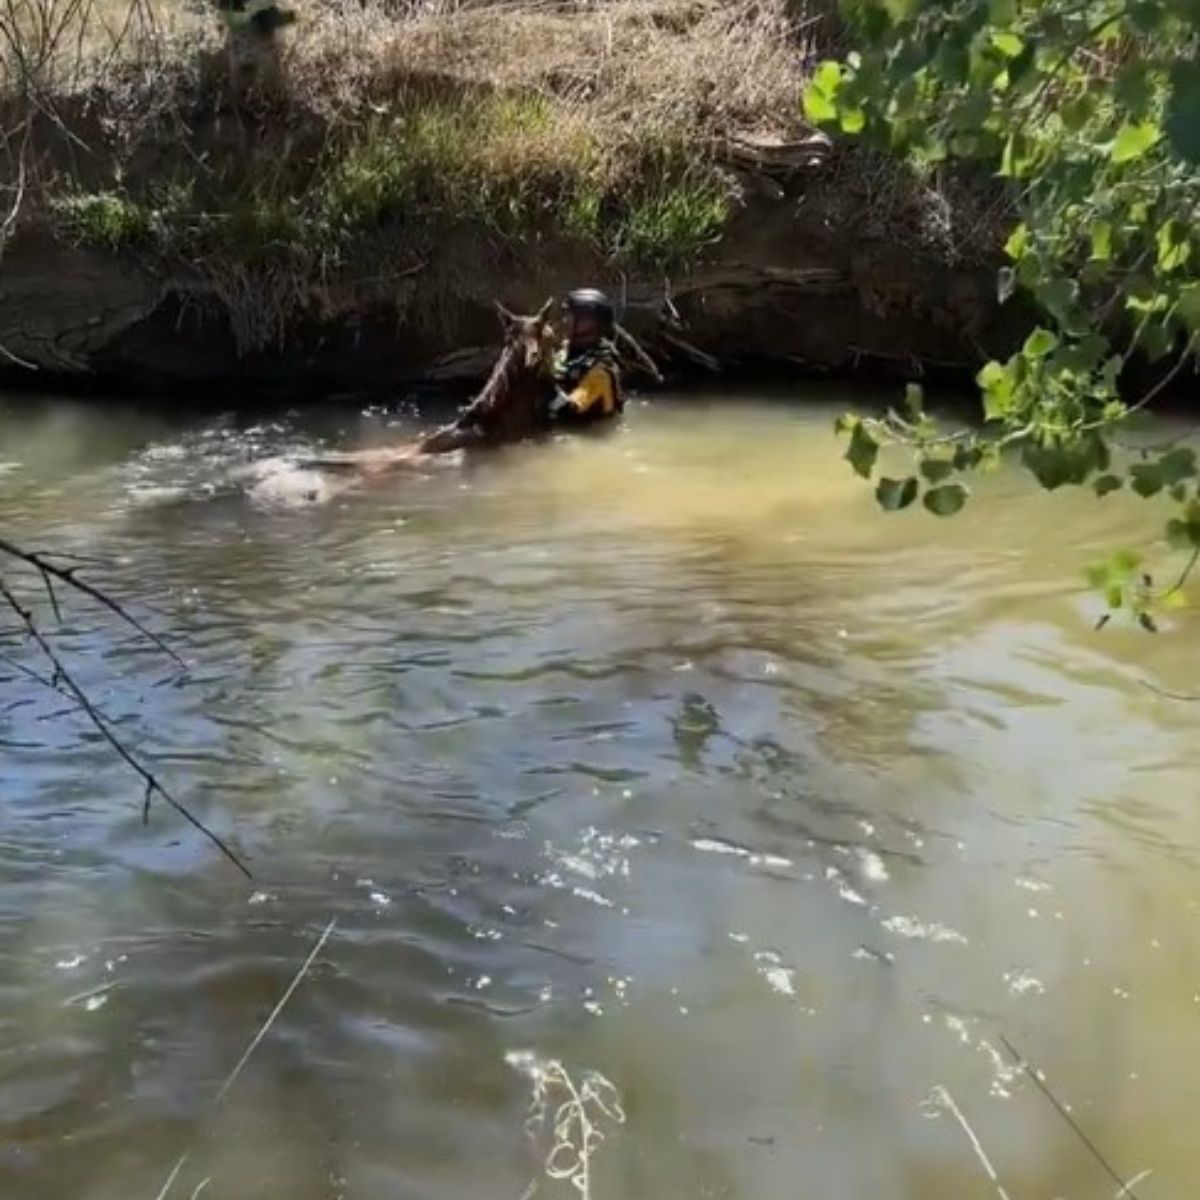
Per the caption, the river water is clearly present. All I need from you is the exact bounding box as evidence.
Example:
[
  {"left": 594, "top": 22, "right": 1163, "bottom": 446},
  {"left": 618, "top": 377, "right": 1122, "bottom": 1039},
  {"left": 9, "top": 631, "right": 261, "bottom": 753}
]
[{"left": 0, "top": 390, "right": 1197, "bottom": 1200}]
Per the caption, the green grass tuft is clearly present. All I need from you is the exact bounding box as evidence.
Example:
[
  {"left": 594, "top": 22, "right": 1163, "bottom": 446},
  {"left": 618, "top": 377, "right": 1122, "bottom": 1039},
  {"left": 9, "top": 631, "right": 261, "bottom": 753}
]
[
  {"left": 53, "top": 190, "right": 153, "bottom": 250},
  {"left": 610, "top": 158, "right": 732, "bottom": 268}
]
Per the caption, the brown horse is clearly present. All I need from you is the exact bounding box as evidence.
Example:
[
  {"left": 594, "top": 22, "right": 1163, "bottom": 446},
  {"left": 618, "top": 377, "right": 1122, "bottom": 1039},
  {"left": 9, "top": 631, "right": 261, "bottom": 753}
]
[{"left": 303, "top": 300, "right": 558, "bottom": 477}]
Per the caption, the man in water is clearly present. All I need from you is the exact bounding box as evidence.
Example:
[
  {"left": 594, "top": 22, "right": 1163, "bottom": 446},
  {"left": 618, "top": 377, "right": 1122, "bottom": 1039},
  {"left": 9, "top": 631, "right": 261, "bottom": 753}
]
[{"left": 543, "top": 289, "right": 624, "bottom": 425}]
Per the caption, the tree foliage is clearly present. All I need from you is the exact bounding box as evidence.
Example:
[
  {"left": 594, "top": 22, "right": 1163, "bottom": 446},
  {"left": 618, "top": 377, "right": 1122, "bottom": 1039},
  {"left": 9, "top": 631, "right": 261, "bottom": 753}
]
[{"left": 806, "top": 0, "right": 1200, "bottom": 626}]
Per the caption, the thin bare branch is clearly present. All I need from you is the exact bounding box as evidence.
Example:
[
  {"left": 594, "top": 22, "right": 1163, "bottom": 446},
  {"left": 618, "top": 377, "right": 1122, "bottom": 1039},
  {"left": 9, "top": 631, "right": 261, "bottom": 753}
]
[
  {"left": 153, "top": 916, "right": 337, "bottom": 1200},
  {"left": 998, "top": 1034, "right": 1143, "bottom": 1200},
  {"left": 0, "top": 575, "right": 251, "bottom": 878},
  {"left": 0, "top": 536, "right": 185, "bottom": 667},
  {"left": 1140, "top": 678, "right": 1200, "bottom": 702}
]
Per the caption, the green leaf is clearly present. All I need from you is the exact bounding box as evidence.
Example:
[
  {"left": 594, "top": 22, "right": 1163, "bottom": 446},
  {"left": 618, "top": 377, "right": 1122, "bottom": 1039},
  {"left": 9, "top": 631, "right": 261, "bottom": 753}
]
[
  {"left": 1129, "top": 1, "right": 1166, "bottom": 35},
  {"left": 1000, "top": 132, "right": 1032, "bottom": 177},
  {"left": 977, "top": 359, "right": 1016, "bottom": 420},
  {"left": 1130, "top": 462, "right": 1164, "bottom": 497},
  {"left": 1089, "top": 220, "right": 1113, "bottom": 262},
  {"left": 920, "top": 457, "right": 955, "bottom": 484},
  {"left": 876, "top": 475, "right": 919, "bottom": 511},
  {"left": 803, "top": 61, "right": 844, "bottom": 124},
  {"left": 1111, "top": 121, "right": 1161, "bottom": 164},
  {"left": 923, "top": 483, "right": 968, "bottom": 517},
  {"left": 1115, "top": 62, "right": 1154, "bottom": 117},
  {"left": 1023, "top": 442, "right": 1082, "bottom": 490},
  {"left": 1004, "top": 222, "right": 1028, "bottom": 260},
  {"left": 845, "top": 421, "right": 879, "bottom": 479},
  {"left": 840, "top": 105, "right": 867, "bottom": 134},
  {"left": 1178, "top": 283, "right": 1200, "bottom": 329},
  {"left": 1061, "top": 94, "right": 1096, "bottom": 133},
  {"left": 1166, "top": 515, "right": 1200, "bottom": 549},
  {"left": 1094, "top": 474, "right": 1124, "bottom": 497},
  {"left": 1156, "top": 220, "right": 1191, "bottom": 272},
  {"left": 1167, "top": 60, "right": 1200, "bottom": 164},
  {"left": 990, "top": 30, "right": 1024, "bottom": 57},
  {"left": 1037, "top": 277, "right": 1081, "bottom": 327},
  {"left": 1158, "top": 447, "right": 1197, "bottom": 486},
  {"left": 953, "top": 444, "right": 985, "bottom": 471},
  {"left": 1139, "top": 322, "right": 1173, "bottom": 362},
  {"left": 1023, "top": 327, "right": 1059, "bottom": 359}
]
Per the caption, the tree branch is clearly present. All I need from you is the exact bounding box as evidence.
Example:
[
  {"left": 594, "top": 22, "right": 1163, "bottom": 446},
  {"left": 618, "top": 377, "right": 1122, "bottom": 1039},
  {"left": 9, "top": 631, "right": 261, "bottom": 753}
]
[
  {"left": 0, "top": 572, "right": 251, "bottom": 878},
  {"left": 0, "top": 536, "right": 185, "bottom": 667}
]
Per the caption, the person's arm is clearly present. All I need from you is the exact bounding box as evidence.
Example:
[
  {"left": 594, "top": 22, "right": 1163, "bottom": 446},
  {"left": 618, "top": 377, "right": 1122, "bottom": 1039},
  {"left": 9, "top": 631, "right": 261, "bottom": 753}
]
[{"left": 547, "top": 365, "right": 615, "bottom": 419}]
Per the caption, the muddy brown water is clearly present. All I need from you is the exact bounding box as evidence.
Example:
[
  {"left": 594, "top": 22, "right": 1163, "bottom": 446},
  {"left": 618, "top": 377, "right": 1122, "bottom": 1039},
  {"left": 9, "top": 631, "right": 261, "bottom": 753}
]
[{"left": 1, "top": 389, "right": 1198, "bottom": 1200}]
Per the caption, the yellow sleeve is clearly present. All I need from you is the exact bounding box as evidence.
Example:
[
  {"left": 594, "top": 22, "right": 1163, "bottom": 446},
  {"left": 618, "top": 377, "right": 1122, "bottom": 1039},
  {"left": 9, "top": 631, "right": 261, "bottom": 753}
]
[{"left": 566, "top": 365, "right": 615, "bottom": 417}]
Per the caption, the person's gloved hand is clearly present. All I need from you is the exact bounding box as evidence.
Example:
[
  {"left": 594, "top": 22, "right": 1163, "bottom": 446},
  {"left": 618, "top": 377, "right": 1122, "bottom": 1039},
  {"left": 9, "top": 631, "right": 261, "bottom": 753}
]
[{"left": 547, "top": 389, "right": 575, "bottom": 417}]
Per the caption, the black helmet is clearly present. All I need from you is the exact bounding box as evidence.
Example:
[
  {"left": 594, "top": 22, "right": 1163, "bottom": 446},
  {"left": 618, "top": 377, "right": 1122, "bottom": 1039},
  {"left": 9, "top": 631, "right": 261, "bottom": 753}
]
[{"left": 564, "top": 288, "right": 615, "bottom": 330}]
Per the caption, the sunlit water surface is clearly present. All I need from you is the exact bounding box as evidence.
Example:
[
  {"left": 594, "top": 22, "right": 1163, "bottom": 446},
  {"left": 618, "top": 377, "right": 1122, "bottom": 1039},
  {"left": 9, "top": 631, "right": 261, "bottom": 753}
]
[{"left": 1, "top": 390, "right": 1198, "bottom": 1200}]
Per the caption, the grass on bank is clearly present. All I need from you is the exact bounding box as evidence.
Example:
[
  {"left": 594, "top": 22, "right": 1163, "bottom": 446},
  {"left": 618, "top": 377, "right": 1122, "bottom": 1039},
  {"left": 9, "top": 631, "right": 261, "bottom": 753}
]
[
  {"left": 6, "top": 0, "right": 822, "bottom": 348},
  {"left": 52, "top": 90, "right": 735, "bottom": 263}
]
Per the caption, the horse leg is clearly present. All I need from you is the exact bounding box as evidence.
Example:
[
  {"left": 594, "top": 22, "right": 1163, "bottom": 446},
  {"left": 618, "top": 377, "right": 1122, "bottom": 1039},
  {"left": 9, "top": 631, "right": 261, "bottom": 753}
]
[{"left": 416, "top": 423, "right": 487, "bottom": 456}]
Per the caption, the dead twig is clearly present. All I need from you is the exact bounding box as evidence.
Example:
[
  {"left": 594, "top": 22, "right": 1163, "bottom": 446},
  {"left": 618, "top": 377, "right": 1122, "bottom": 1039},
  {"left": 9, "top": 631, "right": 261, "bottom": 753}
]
[
  {"left": 998, "top": 1034, "right": 1144, "bottom": 1200},
  {"left": 614, "top": 323, "right": 664, "bottom": 384},
  {"left": 152, "top": 916, "right": 337, "bottom": 1200},
  {"left": 0, "top": 575, "right": 251, "bottom": 878},
  {"left": 927, "top": 1086, "right": 1012, "bottom": 1200},
  {"left": 660, "top": 330, "right": 721, "bottom": 373},
  {"left": 0, "top": 536, "right": 185, "bottom": 667},
  {"left": 1140, "top": 678, "right": 1200, "bottom": 702}
]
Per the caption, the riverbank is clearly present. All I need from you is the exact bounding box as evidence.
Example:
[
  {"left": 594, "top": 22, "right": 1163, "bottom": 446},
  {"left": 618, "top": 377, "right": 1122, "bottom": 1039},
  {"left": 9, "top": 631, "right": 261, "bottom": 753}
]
[{"left": 0, "top": 0, "right": 1020, "bottom": 396}]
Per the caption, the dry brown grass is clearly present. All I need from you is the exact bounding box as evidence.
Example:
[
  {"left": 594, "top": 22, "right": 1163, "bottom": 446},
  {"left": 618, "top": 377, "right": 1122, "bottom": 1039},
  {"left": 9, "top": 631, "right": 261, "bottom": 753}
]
[
  {"left": 281, "top": 0, "right": 815, "bottom": 141},
  {"left": 1, "top": 0, "right": 822, "bottom": 220},
  {"left": 0, "top": 0, "right": 858, "bottom": 350}
]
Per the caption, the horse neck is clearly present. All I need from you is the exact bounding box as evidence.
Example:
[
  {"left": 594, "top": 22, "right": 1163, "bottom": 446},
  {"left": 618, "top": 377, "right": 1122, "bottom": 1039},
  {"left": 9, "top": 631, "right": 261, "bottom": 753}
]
[
  {"left": 478, "top": 341, "right": 550, "bottom": 424},
  {"left": 476, "top": 342, "right": 520, "bottom": 413}
]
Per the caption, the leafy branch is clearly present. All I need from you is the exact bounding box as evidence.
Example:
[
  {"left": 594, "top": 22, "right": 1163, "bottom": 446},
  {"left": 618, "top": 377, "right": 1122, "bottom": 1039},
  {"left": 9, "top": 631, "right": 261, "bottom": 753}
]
[{"left": 806, "top": 0, "right": 1200, "bottom": 628}]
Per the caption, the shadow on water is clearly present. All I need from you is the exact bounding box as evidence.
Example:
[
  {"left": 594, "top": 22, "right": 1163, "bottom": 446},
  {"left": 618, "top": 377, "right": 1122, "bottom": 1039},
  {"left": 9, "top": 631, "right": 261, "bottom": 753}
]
[{"left": 1, "top": 390, "right": 1199, "bottom": 1199}]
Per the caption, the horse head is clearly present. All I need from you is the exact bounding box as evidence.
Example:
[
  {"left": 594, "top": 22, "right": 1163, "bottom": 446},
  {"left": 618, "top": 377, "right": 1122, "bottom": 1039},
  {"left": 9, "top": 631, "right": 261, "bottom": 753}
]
[{"left": 495, "top": 298, "right": 557, "bottom": 378}]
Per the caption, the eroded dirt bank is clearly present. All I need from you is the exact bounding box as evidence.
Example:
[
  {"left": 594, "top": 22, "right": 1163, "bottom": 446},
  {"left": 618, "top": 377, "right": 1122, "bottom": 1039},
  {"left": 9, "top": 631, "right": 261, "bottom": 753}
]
[{"left": 0, "top": 171, "right": 1023, "bottom": 398}]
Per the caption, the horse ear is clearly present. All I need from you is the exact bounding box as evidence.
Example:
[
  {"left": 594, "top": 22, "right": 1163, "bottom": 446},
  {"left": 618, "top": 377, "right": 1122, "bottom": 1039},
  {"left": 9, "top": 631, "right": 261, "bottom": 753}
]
[
  {"left": 535, "top": 297, "right": 555, "bottom": 324},
  {"left": 495, "top": 301, "right": 516, "bottom": 331}
]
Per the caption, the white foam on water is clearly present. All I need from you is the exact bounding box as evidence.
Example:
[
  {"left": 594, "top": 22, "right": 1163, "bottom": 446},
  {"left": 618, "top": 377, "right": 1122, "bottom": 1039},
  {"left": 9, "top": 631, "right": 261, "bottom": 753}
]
[
  {"left": 856, "top": 849, "right": 889, "bottom": 883},
  {"left": 691, "top": 837, "right": 749, "bottom": 857},
  {"left": 753, "top": 950, "right": 798, "bottom": 999},
  {"left": 749, "top": 853, "right": 794, "bottom": 870},
  {"left": 1016, "top": 876, "right": 1052, "bottom": 893},
  {"left": 882, "top": 915, "right": 968, "bottom": 944},
  {"left": 572, "top": 886, "right": 614, "bottom": 909},
  {"left": 1003, "top": 970, "right": 1046, "bottom": 996},
  {"left": 826, "top": 866, "right": 868, "bottom": 907}
]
